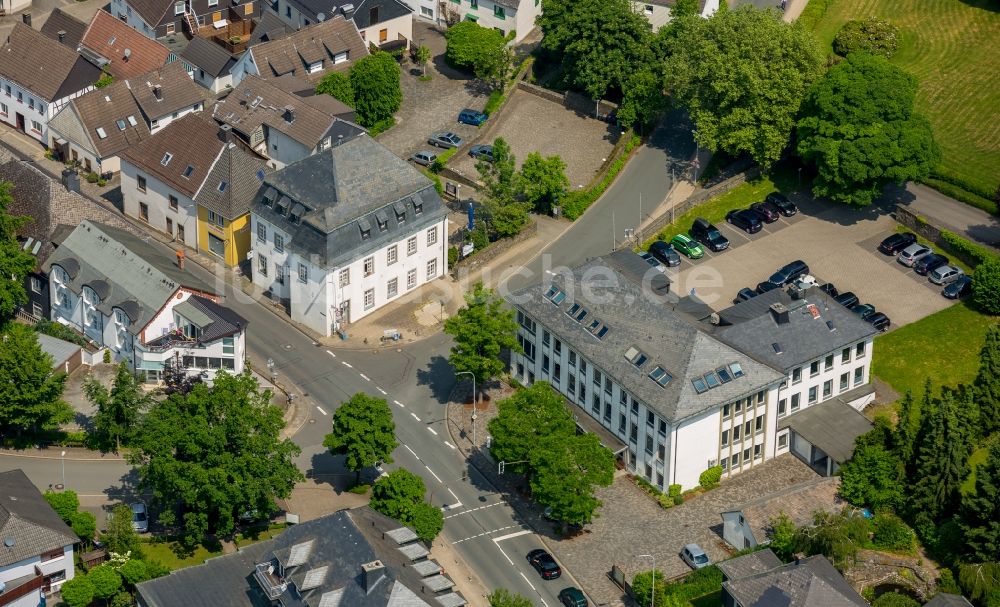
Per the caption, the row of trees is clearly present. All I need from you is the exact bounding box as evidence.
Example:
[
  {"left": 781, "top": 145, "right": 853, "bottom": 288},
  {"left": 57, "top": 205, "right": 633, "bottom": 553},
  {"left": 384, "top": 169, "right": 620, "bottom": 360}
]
[{"left": 315, "top": 51, "right": 402, "bottom": 129}]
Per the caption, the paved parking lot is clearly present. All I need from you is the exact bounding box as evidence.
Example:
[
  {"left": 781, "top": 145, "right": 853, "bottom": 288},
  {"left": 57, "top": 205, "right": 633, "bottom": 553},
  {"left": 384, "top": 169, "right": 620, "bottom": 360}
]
[
  {"left": 449, "top": 89, "right": 623, "bottom": 188},
  {"left": 663, "top": 196, "right": 955, "bottom": 327}
]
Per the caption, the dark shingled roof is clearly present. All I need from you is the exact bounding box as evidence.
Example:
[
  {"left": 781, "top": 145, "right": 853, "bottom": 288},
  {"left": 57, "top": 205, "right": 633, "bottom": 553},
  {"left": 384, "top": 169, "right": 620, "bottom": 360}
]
[
  {"left": 249, "top": 11, "right": 294, "bottom": 46},
  {"left": 717, "top": 549, "right": 784, "bottom": 582},
  {"left": 925, "top": 594, "right": 975, "bottom": 607},
  {"left": 508, "top": 259, "right": 785, "bottom": 423},
  {"left": 174, "top": 295, "right": 247, "bottom": 341},
  {"left": 0, "top": 469, "right": 79, "bottom": 567},
  {"left": 723, "top": 554, "right": 868, "bottom": 607},
  {"left": 39, "top": 8, "right": 88, "bottom": 49},
  {"left": 126, "top": 61, "right": 206, "bottom": 121},
  {"left": 247, "top": 16, "right": 367, "bottom": 81},
  {"left": 779, "top": 399, "right": 874, "bottom": 463},
  {"left": 280, "top": 0, "right": 412, "bottom": 28},
  {"left": 120, "top": 113, "right": 226, "bottom": 198},
  {"left": 194, "top": 142, "right": 270, "bottom": 220},
  {"left": 0, "top": 23, "right": 102, "bottom": 102},
  {"left": 48, "top": 79, "right": 151, "bottom": 159},
  {"left": 122, "top": 0, "right": 177, "bottom": 30},
  {"left": 136, "top": 507, "right": 450, "bottom": 607},
  {"left": 180, "top": 36, "right": 237, "bottom": 78},
  {"left": 251, "top": 134, "right": 447, "bottom": 268},
  {"left": 710, "top": 288, "right": 879, "bottom": 372}
]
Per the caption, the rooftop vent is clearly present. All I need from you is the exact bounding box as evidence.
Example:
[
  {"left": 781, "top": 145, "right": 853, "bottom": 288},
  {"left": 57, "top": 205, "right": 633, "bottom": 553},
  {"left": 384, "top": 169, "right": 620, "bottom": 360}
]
[
  {"left": 123, "top": 48, "right": 131, "bottom": 61},
  {"left": 769, "top": 302, "right": 789, "bottom": 325},
  {"left": 361, "top": 560, "right": 385, "bottom": 594},
  {"left": 58, "top": 30, "right": 66, "bottom": 43},
  {"left": 826, "top": 320, "right": 836, "bottom": 332},
  {"left": 3, "top": 536, "right": 14, "bottom": 548},
  {"left": 340, "top": 3, "right": 355, "bottom": 15}
]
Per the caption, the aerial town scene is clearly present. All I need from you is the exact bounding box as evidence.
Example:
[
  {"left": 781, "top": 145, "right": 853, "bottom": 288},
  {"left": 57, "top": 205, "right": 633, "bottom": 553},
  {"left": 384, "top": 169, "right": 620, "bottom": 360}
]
[{"left": 0, "top": 0, "right": 997, "bottom": 605}]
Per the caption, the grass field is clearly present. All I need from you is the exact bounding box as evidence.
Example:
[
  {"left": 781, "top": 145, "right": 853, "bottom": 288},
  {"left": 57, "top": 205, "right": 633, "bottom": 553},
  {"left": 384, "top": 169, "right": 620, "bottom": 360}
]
[{"left": 810, "top": 0, "right": 1000, "bottom": 199}]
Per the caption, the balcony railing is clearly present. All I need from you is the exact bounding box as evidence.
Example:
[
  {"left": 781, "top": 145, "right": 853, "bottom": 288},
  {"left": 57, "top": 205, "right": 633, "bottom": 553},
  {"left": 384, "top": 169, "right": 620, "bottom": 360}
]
[
  {"left": 1, "top": 574, "right": 44, "bottom": 604},
  {"left": 145, "top": 333, "right": 200, "bottom": 352}
]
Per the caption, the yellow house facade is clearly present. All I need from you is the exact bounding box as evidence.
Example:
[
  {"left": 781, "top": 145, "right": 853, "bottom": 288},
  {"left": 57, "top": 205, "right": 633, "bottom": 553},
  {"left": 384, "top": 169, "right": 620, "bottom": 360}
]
[{"left": 196, "top": 207, "right": 253, "bottom": 267}]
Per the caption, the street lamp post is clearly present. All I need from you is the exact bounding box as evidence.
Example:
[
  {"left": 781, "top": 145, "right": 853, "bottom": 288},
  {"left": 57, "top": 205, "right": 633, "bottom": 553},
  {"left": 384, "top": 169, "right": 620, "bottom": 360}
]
[
  {"left": 60, "top": 450, "right": 66, "bottom": 489},
  {"left": 455, "top": 371, "right": 476, "bottom": 448},
  {"left": 638, "top": 554, "right": 656, "bottom": 607}
]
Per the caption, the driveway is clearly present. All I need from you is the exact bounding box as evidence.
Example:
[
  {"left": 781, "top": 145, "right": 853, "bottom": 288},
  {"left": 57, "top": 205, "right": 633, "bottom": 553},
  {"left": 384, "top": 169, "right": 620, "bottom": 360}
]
[
  {"left": 891, "top": 182, "right": 1000, "bottom": 250},
  {"left": 551, "top": 454, "right": 819, "bottom": 605},
  {"left": 665, "top": 195, "right": 955, "bottom": 327}
]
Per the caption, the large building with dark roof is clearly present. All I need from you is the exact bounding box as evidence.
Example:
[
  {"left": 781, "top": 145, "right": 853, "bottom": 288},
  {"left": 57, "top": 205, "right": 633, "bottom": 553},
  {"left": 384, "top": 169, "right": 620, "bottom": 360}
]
[
  {"left": 507, "top": 256, "right": 880, "bottom": 490},
  {"left": 250, "top": 134, "right": 448, "bottom": 336},
  {"left": 720, "top": 549, "right": 867, "bottom": 607}
]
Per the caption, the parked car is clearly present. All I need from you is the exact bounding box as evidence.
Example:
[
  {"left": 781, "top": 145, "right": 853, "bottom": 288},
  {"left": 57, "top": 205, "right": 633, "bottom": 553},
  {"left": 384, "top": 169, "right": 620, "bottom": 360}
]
[
  {"left": 943, "top": 275, "right": 973, "bottom": 299},
  {"left": 866, "top": 312, "right": 891, "bottom": 332},
  {"left": 649, "top": 240, "right": 681, "bottom": 267},
  {"left": 468, "top": 144, "right": 493, "bottom": 161},
  {"left": 928, "top": 264, "right": 963, "bottom": 284},
  {"left": 750, "top": 201, "right": 780, "bottom": 223},
  {"left": 527, "top": 549, "right": 561, "bottom": 579},
  {"left": 130, "top": 502, "right": 148, "bottom": 533},
  {"left": 835, "top": 291, "right": 859, "bottom": 309},
  {"left": 670, "top": 234, "right": 704, "bottom": 259},
  {"left": 769, "top": 260, "right": 810, "bottom": 287},
  {"left": 766, "top": 192, "right": 798, "bottom": 216},
  {"left": 690, "top": 218, "right": 730, "bottom": 252},
  {"left": 410, "top": 150, "right": 438, "bottom": 166},
  {"left": 638, "top": 251, "right": 666, "bottom": 273},
  {"left": 733, "top": 287, "right": 757, "bottom": 304},
  {"left": 819, "top": 282, "right": 839, "bottom": 298},
  {"left": 914, "top": 253, "right": 950, "bottom": 276},
  {"left": 852, "top": 303, "right": 877, "bottom": 320},
  {"left": 756, "top": 281, "right": 780, "bottom": 295},
  {"left": 428, "top": 131, "right": 463, "bottom": 148},
  {"left": 680, "top": 544, "right": 711, "bottom": 570},
  {"left": 558, "top": 587, "right": 588, "bottom": 607},
  {"left": 898, "top": 243, "right": 933, "bottom": 267},
  {"left": 878, "top": 232, "right": 918, "bottom": 255},
  {"left": 458, "top": 108, "right": 488, "bottom": 125},
  {"left": 725, "top": 209, "right": 763, "bottom": 234}
]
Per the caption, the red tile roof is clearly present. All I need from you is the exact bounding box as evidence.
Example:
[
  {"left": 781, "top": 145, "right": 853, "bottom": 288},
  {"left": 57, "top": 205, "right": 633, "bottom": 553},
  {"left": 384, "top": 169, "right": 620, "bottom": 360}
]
[{"left": 80, "top": 10, "right": 172, "bottom": 80}]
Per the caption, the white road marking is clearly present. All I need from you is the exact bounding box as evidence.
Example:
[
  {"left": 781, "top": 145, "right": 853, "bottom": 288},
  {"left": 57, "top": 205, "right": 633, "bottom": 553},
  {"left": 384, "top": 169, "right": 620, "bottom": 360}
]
[
  {"left": 427, "top": 427, "right": 437, "bottom": 436},
  {"left": 444, "top": 501, "right": 506, "bottom": 519},
  {"left": 393, "top": 399, "right": 404, "bottom": 408},
  {"left": 325, "top": 350, "right": 336, "bottom": 358},
  {"left": 519, "top": 571, "right": 536, "bottom": 590},
  {"left": 411, "top": 412, "right": 421, "bottom": 421},
  {"left": 447, "top": 488, "right": 460, "bottom": 502},
  {"left": 359, "top": 373, "right": 370, "bottom": 382},
  {"left": 424, "top": 465, "right": 443, "bottom": 483},
  {"left": 443, "top": 441, "right": 456, "bottom": 450},
  {"left": 341, "top": 361, "right": 353, "bottom": 368},
  {"left": 376, "top": 387, "right": 387, "bottom": 395},
  {"left": 492, "top": 529, "right": 532, "bottom": 542},
  {"left": 453, "top": 524, "right": 518, "bottom": 544},
  {"left": 315, "top": 406, "right": 328, "bottom": 416},
  {"left": 442, "top": 501, "right": 464, "bottom": 511},
  {"left": 404, "top": 444, "right": 418, "bottom": 457},
  {"left": 493, "top": 541, "right": 514, "bottom": 565}
]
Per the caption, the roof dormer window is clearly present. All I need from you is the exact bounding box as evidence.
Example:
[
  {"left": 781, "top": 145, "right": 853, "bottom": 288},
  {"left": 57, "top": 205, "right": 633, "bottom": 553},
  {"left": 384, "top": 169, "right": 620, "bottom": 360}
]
[
  {"left": 161, "top": 152, "right": 173, "bottom": 166},
  {"left": 183, "top": 165, "right": 194, "bottom": 178}
]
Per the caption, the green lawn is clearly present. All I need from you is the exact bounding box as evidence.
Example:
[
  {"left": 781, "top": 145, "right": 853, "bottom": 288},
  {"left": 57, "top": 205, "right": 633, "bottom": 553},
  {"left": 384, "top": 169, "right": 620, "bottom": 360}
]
[
  {"left": 810, "top": 0, "right": 1000, "bottom": 199},
  {"left": 872, "top": 302, "right": 997, "bottom": 398},
  {"left": 140, "top": 540, "right": 222, "bottom": 571}
]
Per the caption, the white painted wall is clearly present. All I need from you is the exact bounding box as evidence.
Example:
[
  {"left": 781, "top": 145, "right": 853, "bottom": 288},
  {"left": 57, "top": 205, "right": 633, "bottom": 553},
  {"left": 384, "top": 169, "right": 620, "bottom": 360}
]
[
  {"left": 120, "top": 160, "right": 201, "bottom": 249},
  {"left": 0, "top": 545, "right": 75, "bottom": 599},
  {"left": 147, "top": 100, "right": 204, "bottom": 134},
  {"left": 109, "top": 0, "right": 158, "bottom": 38},
  {"left": 721, "top": 511, "right": 755, "bottom": 551},
  {"left": 0, "top": 77, "right": 93, "bottom": 144},
  {"left": 357, "top": 13, "right": 413, "bottom": 47},
  {"left": 631, "top": 1, "right": 671, "bottom": 30},
  {"left": 192, "top": 67, "right": 233, "bottom": 94},
  {"left": 260, "top": 126, "right": 315, "bottom": 169}
]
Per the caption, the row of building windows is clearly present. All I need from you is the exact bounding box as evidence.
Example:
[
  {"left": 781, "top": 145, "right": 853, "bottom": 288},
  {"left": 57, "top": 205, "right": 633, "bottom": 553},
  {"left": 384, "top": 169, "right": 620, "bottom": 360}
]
[
  {"left": 359, "top": 261, "right": 437, "bottom": 310},
  {"left": 777, "top": 366, "right": 865, "bottom": 417},
  {"left": 3, "top": 83, "right": 46, "bottom": 114},
  {"left": 790, "top": 342, "right": 866, "bottom": 384},
  {"left": 258, "top": 255, "right": 308, "bottom": 284},
  {"left": 181, "top": 355, "right": 236, "bottom": 370}
]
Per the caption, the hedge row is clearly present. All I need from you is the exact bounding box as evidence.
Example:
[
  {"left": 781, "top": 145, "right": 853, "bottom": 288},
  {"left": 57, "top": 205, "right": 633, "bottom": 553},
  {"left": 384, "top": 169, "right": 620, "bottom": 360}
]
[
  {"left": 562, "top": 134, "right": 641, "bottom": 220},
  {"left": 922, "top": 178, "right": 997, "bottom": 216},
  {"left": 796, "top": 0, "right": 836, "bottom": 31},
  {"left": 939, "top": 230, "right": 999, "bottom": 268}
]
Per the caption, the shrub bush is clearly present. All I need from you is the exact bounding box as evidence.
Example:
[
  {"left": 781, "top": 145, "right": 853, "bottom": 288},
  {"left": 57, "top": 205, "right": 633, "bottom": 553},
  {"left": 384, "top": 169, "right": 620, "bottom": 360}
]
[
  {"left": 448, "top": 246, "right": 459, "bottom": 266},
  {"left": 35, "top": 320, "right": 90, "bottom": 347},
  {"left": 871, "top": 513, "right": 915, "bottom": 552},
  {"left": 973, "top": 258, "right": 1000, "bottom": 315},
  {"left": 940, "top": 230, "right": 999, "bottom": 267},
  {"left": 484, "top": 89, "right": 505, "bottom": 116},
  {"left": 662, "top": 565, "right": 723, "bottom": 601},
  {"left": 657, "top": 494, "right": 673, "bottom": 509},
  {"left": 872, "top": 592, "right": 920, "bottom": 607},
  {"left": 673, "top": 495, "right": 684, "bottom": 505},
  {"left": 85, "top": 172, "right": 99, "bottom": 183},
  {"left": 923, "top": 178, "right": 997, "bottom": 215},
  {"left": 104, "top": 349, "right": 112, "bottom": 364},
  {"left": 562, "top": 135, "right": 640, "bottom": 220},
  {"left": 469, "top": 225, "right": 490, "bottom": 251},
  {"left": 668, "top": 484, "right": 681, "bottom": 498},
  {"left": 699, "top": 466, "right": 723, "bottom": 490},
  {"left": 796, "top": 0, "right": 835, "bottom": 30},
  {"left": 348, "top": 483, "right": 371, "bottom": 494},
  {"left": 833, "top": 17, "right": 900, "bottom": 58}
]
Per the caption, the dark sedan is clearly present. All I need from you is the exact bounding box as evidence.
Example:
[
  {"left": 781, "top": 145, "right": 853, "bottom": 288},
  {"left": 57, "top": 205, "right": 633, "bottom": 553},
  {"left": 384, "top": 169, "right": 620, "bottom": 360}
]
[
  {"left": 726, "top": 209, "right": 763, "bottom": 234},
  {"left": 750, "top": 201, "right": 780, "bottom": 223},
  {"left": 867, "top": 312, "right": 891, "bottom": 332},
  {"left": 527, "top": 549, "right": 561, "bottom": 580},
  {"left": 756, "top": 281, "right": 780, "bottom": 295},
  {"left": 914, "top": 253, "right": 949, "bottom": 276},
  {"left": 733, "top": 287, "right": 757, "bottom": 304},
  {"left": 852, "top": 303, "right": 877, "bottom": 320},
  {"left": 878, "top": 232, "right": 918, "bottom": 255},
  {"left": 649, "top": 240, "right": 681, "bottom": 267},
  {"left": 819, "top": 282, "right": 839, "bottom": 298},
  {"left": 835, "top": 291, "right": 859, "bottom": 309},
  {"left": 943, "top": 275, "right": 973, "bottom": 299},
  {"left": 766, "top": 192, "right": 798, "bottom": 216}
]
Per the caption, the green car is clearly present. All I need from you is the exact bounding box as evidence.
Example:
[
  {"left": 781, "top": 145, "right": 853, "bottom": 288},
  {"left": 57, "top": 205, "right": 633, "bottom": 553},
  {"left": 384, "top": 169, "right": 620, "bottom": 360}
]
[{"left": 670, "top": 233, "right": 705, "bottom": 259}]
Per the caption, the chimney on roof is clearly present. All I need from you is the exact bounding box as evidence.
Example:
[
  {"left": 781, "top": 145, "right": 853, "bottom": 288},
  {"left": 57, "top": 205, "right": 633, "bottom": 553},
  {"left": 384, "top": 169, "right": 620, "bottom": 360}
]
[
  {"left": 283, "top": 105, "right": 295, "bottom": 123},
  {"left": 58, "top": 30, "right": 66, "bottom": 43},
  {"left": 153, "top": 84, "right": 163, "bottom": 100},
  {"left": 219, "top": 123, "right": 233, "bottom": 143},
  {"left": 361, "top": 560, "right": 384, "bottom": 594},
  {"left": 769, "top": 302, "right": 789, "bottom": 325},
  {"left": 22, "top": 13, "right": 31, "bottom": 26}
]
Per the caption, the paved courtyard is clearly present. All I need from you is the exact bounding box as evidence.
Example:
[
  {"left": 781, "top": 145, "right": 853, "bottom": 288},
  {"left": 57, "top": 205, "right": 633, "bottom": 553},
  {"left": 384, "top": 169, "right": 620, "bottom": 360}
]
[
  {"left": 551, "top": 454, "right": 819, "bottom": 605},
  {"left": 449, "top": 89, "right": 623, "bottom": 189}
]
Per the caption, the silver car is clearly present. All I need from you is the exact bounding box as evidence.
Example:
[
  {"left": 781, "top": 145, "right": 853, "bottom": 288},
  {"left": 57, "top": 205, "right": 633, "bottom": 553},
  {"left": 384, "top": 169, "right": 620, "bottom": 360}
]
[
  {"left": 130, "top": 502, "right": 148, "bottom": 533},
  {"left": 898, "top": 243, "right": 932, "bottom": 267},
  {"left": 929, "top": 264, "right": 964, "bottom": 285},
  {"left": 410, "top": 150, "right": 438, "bottom": 166},
  {"left": 428, "top": 131, "right": 463, "bottom": 149},
  {"left": 680, "top": 543, "right": 711, "bottom": 569}
]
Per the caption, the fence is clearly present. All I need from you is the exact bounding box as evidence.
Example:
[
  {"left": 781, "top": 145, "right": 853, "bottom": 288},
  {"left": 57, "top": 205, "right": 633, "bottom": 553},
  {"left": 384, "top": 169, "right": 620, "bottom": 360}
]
[
  {"left": 895, "top": 204, "right": 999, "bottom": 267},
  {"left": 449, "top": 219, "right": 538, "bottom": 274}
]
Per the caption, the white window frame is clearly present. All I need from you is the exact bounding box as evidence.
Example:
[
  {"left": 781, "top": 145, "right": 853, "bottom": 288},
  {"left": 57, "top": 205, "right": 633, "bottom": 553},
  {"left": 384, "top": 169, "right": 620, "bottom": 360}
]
[
  {"left": 364, "top": 288, "right": 375, "bottom": 310},
  {"left": 339, "top": 268, "right": 350, "bottom": 287},
  {"left": 407, "top": 268, "right": 417, "bottom": 289},
  {"left": 407, "top": 236, "right": 417, "bottom": 256},
  {"left": 364, "top": 256, "right": 374, "bottom": 276},
  {"left": 387, "top": 244, "right": 397, "bottom": 265},
  {"left": 426, "top": 226, "right": 438, "bottom": 246},
  {"left": 297, "top": 263, "right": 308, "bottom": 283},
  {"left": 175, "top": 1, "right": 185, "bottom": 14},
  {"left": 387, "top": 277, "right": 398, "bottom": 298},
  {"left": 426, "top": 258, "right": 437, "bottom": 279}
]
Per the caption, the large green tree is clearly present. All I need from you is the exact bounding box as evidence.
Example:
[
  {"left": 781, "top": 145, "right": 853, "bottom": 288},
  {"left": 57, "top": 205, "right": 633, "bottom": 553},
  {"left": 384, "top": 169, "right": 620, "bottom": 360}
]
[
  {"left": 44, "top": 489, "right": 80, "bottom": 522},
  {"left": 663, "top": 7, "right": 824, "bottom": 168},
  {"left": 907, "top": 391, "right": 971, "bottom": 534},
  {"left": 529, "top": 432, "right": 614, "bottom": 525},
  {"left": 369, "top": 469, "right": 443, "bottom": 542},
  {"left": 518, "top": 152, "right": 569, "bottom": 215},
  {"left": 617, "top": 67, "right": 665, "bottom": 131},
  {"left": 85, "top": 362, "right": 152, "bottom": 452},
  {"left": 488, "top": 589, "right": 533, "bottom": 607},
  {"left": 315, "top": 72, "right": 355, "bottom": 106},
  {"left": 972, "top": 258, "right": 1000, "bottom": 316},
  {"left": 796, "top": 52, "right": 939, "bottom": 206},
  {"left": 59, "top": 576, "right": 95, "bottom": 607},
  {"left": 838, "top": 424, "right": 906, "bottom": 511},
  {"left": 104, "top": 503, "right": 141, "bottom": 556},
  {"left": 443, "top": 282, "right": 520, "bottom": 397},
  {"left": 538, "top": 0, "right": 654, "bottom": 103},
  {"left": 127, "top": 372, "right": 303, "bottom": 547},
  {"left": 477, "top": 138, "right": 529, "bottom": 239},
  {"left": 0, "top": 323, "right": 72, "bottom": 435},
  {"left": 895, "top": 390, "right": 919, "bottom": 465},
  {"left": 0, "top": 181, "right": 36, "bottom": 323},
  {"left": 960, "top": 440, "right": 1000, "bottom": 562},
  {"left": 769, "top": 512, "right": 797, "bottom": 561},
  {"left": 488, "top": 382, "right": 576, "bottom": 471},
  {"left": 974, "top": 324, "right": 1000, "bottom": 435},
  {"left": 323, "top": 393, "right": 398, "bottom": 484},
  {"left": 631, "top": 570, "right": 667, "bottom": 607},
  {"left": 444, "top": 22, "right": 512, "bottom": 88},
  {"left": 89, "top": 565, "right": 123, "bottom": 602},
  {"left": 349, "top": 52, "right": 402, "bottom": 128}
]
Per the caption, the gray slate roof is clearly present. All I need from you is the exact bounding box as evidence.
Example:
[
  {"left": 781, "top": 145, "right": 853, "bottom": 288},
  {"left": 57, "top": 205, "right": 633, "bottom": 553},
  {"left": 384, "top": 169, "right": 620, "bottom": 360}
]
[
  {"left": 722, "top": 477, "right": 844, "bottom": 547},
  {"left": 779, "top": 399, "right": 873, "bottom": 463},
  {"left": 281, "top": 0, "right": 412, "bottom": 27},
  {"left": 136, "top": 507, "right": 445, "bottom": 607},
  {"left": 723, "top": 554, "right": 868, "bottom": 607},
  {"left": 925, "top": 594, "right": 975, "bottom": 607},
  {"left": 35, "top": 332, "right": 82, "bottom": 367},
  {"left": 180, "top": 36, "right": 237, "bottom": 78},
  {"left": 717, "top": 549, "right": 783, "bottom": 581},
  {"left": 175, "top": 295, "right": 247, "bottom": 342},
  {"left": 251, "top": 134, "right": 448, "bottom": 268},
  {"left": 711, "top": 288, "right": 879, "bottom": 372},
  {"left": 0, "top": 469, "right": 79, "bottom": 568},
  {"left": 249, "top": 12, "right": 294, "bottom": 46},
  {"left": 194, "top": 141, "right": 270, "bottom": 220},
  {"left": 508, "top": 259, "right": 785, "bottom": 423}
]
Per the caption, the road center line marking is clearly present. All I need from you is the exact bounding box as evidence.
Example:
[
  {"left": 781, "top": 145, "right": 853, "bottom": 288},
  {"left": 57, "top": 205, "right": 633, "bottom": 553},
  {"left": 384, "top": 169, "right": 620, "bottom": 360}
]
[
  {"left": 359, "top": 373, "right": 370, "bottom": 381},
  {"left": 443, "top": 441, "right": 455, "bottom": 450},
  {"left": 393, "top": 400, "right": 404, "bottom": 408},
  {"left": 447, "top": 488, "right": 460, "bottom": 502},
  {"left": 325, "top": 350, "right": 336, "bottom": 358},
  {"left": 424, "top": 465, "right": 443, "bottom": 483},
  {"left": 376, "top": 387, "right": 387, "bottom": 395},
  {"left": 341, "top": 361, "right": 353, "bottom": 368},
  {"left": 411, "top": 412, "right": 420, "bottom": 421},
  {"left": 427, "top": 427, "right": 437, "bottom": 435},
  {"left": 519, "top": 571, "right": 537, "bottom": 591},
  {"left": 492, "top": 529, "right": 532, "bottom": 542},
  {"left": 444, "top": 502, "right": 505, "bottom": 519},
  {"left": 315, "top": 406, "right": 328, "bottom": 415},
  {"left": 404, "top": 444, "right": 417, "bottom": 457}
]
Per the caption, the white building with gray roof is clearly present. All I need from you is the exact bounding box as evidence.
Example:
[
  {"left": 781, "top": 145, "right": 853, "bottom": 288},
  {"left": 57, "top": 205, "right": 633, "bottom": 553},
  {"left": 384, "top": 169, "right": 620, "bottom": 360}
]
[{"left": 250, "top": 134, "right": 448, "bottom": 337}]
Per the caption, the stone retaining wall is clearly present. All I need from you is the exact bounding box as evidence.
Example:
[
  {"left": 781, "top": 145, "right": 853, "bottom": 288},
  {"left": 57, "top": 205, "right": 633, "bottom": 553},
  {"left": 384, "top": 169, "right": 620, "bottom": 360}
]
[
  {"left": 449, "top": 219, "right": 538, "bottom": 274},
  {"left": 641, "top": 166, "right": 763, "bottom": 240}
]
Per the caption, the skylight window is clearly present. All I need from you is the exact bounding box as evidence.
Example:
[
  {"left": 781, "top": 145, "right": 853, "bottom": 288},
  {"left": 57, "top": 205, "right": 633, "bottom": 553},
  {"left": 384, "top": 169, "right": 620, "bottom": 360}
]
[
  {"left": 127, "top": 115, "right": 138, "bottom": 126},
  {"left": 729, "top": 362, "right": 745, "bottom": 378},
  {"left": 96, "top": 127, "right": 107, "bottom": 139},
  {"left": 566, "top": 303, "right": 588, "bottom": 323},
  {"left": 649, "top": 366, "right": 672, "bottom": 388},
  {"left": 772, "top": 342, "right": 783, "bottom": 354},
  {"left": 108, "top": 36, "right": 117, "bottom": 45},
  {"left": 161, "top": 152, "right": 173, "bottom": 166},
  {"left": 692, "top": 377, "right": 708, "bottom": 394},
  {"left": 704, "top": 371, "right": 720, "bottom": 389},
  {"left": 595, "top": 325, "right": 609, "bottom": 339},
  {"left": 716, "top": 367, "right": 732, "bottom": 383},
  {"left": 256, "top": 169, "right": 266, "bottom": 181},
  {"left": 116, "top": 119, "right": 126, "bottom": 130},
  {"left": 544, "top": 286, "right": 565, "bottom": 305},
  {"left": 218, "top": 181, "right": 228, "bottom": 192},
  {"left": 183, "top": 165, "right": 194, "bottom": 178},
  {"left": 624, "top": 347, "right": 648, "bottom": 368}
]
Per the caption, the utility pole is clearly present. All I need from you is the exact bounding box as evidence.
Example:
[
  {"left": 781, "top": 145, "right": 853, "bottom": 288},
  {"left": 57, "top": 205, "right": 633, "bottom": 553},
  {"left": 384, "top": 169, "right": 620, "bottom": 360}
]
[{"left": 456, "top": 371, "right": 476, "bottom": 449}]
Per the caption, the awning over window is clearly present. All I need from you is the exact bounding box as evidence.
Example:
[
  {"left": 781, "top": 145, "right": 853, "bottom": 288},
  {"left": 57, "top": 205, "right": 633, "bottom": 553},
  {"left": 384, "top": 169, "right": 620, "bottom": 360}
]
[{"left": 465, "top": 13, "right": 478, "bottom": 21}]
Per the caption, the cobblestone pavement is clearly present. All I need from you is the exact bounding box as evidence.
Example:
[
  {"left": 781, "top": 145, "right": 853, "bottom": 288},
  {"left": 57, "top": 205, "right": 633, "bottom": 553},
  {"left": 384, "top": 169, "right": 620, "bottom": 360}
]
[
  {"left": 552, "top": 454, "right": 819, "bottom": 605},
  {"left": 449, "top": 90, "right": 624, "bottom": 188}
]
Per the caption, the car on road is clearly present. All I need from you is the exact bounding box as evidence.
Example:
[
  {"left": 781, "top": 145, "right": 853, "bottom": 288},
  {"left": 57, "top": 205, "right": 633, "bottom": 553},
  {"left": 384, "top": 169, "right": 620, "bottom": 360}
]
[
  {"left": 835, "top": 291, "right": 859, "bottom": 309},
  {"left": 943, "top": 275, "right": 973, "bottom": 299},
  {"left": 130, "top": 502, "right": 148, "bottom": 533},
  {"left": 468, "top": 144, "right": 493, "bottom": 161},
  {"left": 734, "top": 287, "right": 757, "bottom": 304},
  {"left": 769, "top": 260, "right": 810, "bottom": 287},
  {"left": 852, "top": 303, "right": 877, "bottom": 320},
  {"left": 914, "top": 253, "right": 950, "bottom": 276},
  {"left": 750, "top": 201, "right": 780, "bottom": 223},
  {"left": 428, "top": 131, "right": 463, "bottom": 148},
  {"left": 756, "top": 281, "right": 780, "bottom": 295},
  {"left": 766, "top": 192, "right": 798, "bottom": 216},
  {"left": 638, "top": 251, "right": 666, "bottom": 273},
  {"left": 725, "top": 209, "right": 763, "bottom": 234},
  {"left": 527, "top": 549, "right": 561, "bottom": 580},
  {"left": 670, "top": 234, "right": 704, "bottom": 259},
  {"left": 878, "top": 232, "right": 918, "bottom": 255},
  {"left": 690, "top": 218, "right": 730, "bottom": 252},
  {"left": 649, "top": 240, "right": 681, "bottom": 267},
  {"left": 680, "top": 543, "right": 711, "bottom": 570},
  {"left": 819, "top": 282, "right": 839, "bottom": 298},
  {"left": 898, "top": 243, "right": 933, "bottom": 267},
  {"left": 410, "top": 150, "right": 438, "bottom": 166},
  {"left": 558, "top": 587, "right": 588, "bottom": 607},
  {"left": 866, "top": 312, "right": 891, "bottom": 332},
  {"left": 928, "top": 264, "right": 964, "bottom": 285},
  {"left": 457, "top": 109, "right": 488, "bottom": 126}
]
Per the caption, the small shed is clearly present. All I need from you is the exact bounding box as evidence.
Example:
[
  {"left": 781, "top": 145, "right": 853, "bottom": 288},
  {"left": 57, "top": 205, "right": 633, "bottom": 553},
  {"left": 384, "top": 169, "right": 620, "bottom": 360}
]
[{"left": 36, "top": 332, "right": 84, "bottom": 374}]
